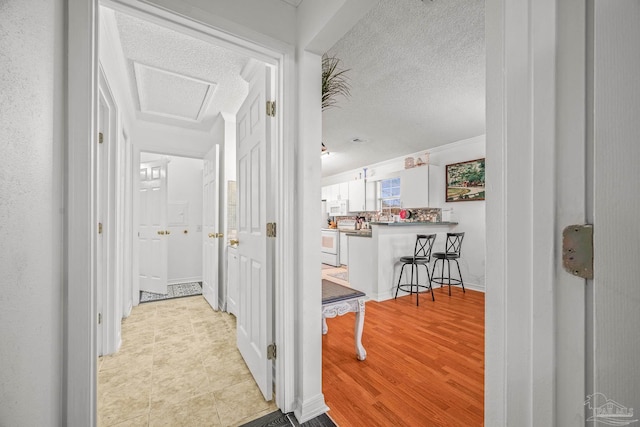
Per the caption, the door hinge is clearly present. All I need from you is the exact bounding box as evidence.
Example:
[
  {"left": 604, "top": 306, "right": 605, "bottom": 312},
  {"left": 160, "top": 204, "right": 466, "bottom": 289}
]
[
  {"left": 98, "top": 222, "right": 103, "bottom": 234},
  {"left": 562, "top": 224, "right": 593, "bottom": 279},
  {"left": 266, "top": 222, "right": 276, "bottom": 238},
  {"left": 98, "top": 132, "right": 103, "bottom": 144},
  {"left": 266, "top": 100, "right": 276, "bottom": 117},
  {"left": 267, "top": 343, "right": 277, "bottom": 360},
  {"left": 98, "top": 313, "right": 102, "bottom": 325}
]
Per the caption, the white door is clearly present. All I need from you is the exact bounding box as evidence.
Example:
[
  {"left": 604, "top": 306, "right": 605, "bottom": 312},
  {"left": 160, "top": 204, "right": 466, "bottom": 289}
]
[
  {"left": 236, "top": 61, "right": 274, "bottom": 401},
  {"left": 589, "top": 0, "right": 640, "bottom": 414},
  {"left": 138, "top": 160, "right": 169, "bottom": 295},
  {"left": 227, "top": 246, "right": 239, "bottom": 316},
  {"left": 202, "top": 146, "right": 219, "bottom": 310}
]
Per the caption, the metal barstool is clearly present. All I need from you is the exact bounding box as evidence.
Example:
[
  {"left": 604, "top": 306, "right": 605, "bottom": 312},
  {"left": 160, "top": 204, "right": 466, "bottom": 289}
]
[
  {"left": 394, "top": 234, "right": 436, "bottom": 306},
  {"left": 431, "top": 232, "right": 465, "bottom": 296}
]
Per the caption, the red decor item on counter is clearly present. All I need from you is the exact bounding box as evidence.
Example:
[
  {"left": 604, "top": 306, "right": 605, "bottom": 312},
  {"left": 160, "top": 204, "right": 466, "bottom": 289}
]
[{"left": 399, "top": 209, "right": 411, "bottom": 220}]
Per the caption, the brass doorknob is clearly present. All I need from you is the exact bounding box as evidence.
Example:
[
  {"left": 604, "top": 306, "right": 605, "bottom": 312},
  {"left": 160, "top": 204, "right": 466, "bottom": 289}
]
[
  {"left": 230, "top": 239, "right": 239, "bottom": 246},
  {"left": 217, "top": 233, "right": 224, "bottom": 238},
  {"left": 165, "top": 230, "right": 171, "bottom": 235},
  {"left": 208, "top": 233, "right": 215, "bottom": 238},
  {"left": 157, "top": 230, "right": 165, "bottom": 235}
]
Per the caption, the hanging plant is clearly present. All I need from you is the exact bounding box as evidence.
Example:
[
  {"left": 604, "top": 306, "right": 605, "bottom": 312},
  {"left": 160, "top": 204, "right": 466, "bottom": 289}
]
[{"left": 322, "top": 53, "right": 351, "bottom": 111}]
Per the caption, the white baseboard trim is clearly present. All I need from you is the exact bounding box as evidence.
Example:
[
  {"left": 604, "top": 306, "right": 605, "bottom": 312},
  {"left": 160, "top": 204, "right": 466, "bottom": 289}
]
[
  {"left": 168, "top": 277, "right": 202, "bottom": 285},
  {"left": 123, "top": 302, "right": 133, "bottom": 318},
  {"left": 294, "top": 394, "right": 329, "bottom": 424},
  {"left": 432, "top": 282, "right": 485, "bottom": 293},
  {"left": 372, "top": 289, "right": 395, "bottom": 302},
  {"left": 374, "top": 281, "right": 485, "bottom": 302}
]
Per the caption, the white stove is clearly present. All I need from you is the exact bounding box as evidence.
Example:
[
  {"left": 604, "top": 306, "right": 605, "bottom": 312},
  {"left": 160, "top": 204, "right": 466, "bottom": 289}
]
[
  {"left": 321, "top": 228, "right": 340, "bottom": 266},
  {"left": 337, "top": 219, "right": 357, "bottom": 231}
]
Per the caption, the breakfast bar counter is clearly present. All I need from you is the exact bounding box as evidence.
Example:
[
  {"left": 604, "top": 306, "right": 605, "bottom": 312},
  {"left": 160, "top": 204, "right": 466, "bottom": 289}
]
[{"left": 348, "top": 222, "right": 459, "bottom": 301}]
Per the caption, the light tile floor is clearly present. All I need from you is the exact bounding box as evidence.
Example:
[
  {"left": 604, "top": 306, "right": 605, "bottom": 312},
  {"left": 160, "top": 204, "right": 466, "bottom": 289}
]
[
  {"left": 98, "top": 296, "right": 277, "bottom": 427},
  {"left": 321, "top": 265, "right": 350, "bottom": 287}
]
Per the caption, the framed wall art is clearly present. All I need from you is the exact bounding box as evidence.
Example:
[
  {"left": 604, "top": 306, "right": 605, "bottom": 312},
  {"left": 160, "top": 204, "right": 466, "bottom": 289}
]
[{"left": 446, "top": 158, "right": 485, "bottom": 202}]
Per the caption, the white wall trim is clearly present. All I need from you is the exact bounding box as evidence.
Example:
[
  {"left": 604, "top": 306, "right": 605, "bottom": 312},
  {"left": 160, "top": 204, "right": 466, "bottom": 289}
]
[
  {"left": 485, "top": 0, "right": 563, "bottom": 425},
  {"left": 98, "top": 65, "right": 122, "bottom": 356},
  {"left": 168, "top": 277, "right": 203, "bottom": 285},
  {"left": 67, "top": 1, "right": 98, "bottom": 424},
  {"left": 275, "top": 50, "right": 297, "bottom": 415},
  {"left": 432, "top": 283, "right": 485, "bottom": 293},
  {"left": 294, "top": 394, "right": 330, "bottom": 425}
]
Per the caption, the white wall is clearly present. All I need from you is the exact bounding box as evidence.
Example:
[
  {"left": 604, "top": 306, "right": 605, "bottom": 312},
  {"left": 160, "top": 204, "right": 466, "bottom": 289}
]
[
  {"left": 429, "top": 136, "right": 486, "bottom": 289},
  {"left": 134, "top": 120, "right": 217, "bottom": 158},
  {"left": 0, "top": 0, "right": 64, "bottom": 425},
  {"left": 140, "top": 153, "right": 204, "bottom": 283},
  {"left": 147, "top": 0, "right": 297, "bottom": 46},
  {"left": 322, "top": 135, "right": 486, "bottom": 290}
]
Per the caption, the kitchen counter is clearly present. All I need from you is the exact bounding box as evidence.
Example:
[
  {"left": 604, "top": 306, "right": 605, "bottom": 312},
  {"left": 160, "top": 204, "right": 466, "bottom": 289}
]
[
  {"left": 370, "top": 221, "right": 458, "bottom": 226},
  {"left": 348, "top": 221, "right": 461, "bottom": 301},
  {"left": 344, "top": 230, "right": 372, "bottom": 238}
]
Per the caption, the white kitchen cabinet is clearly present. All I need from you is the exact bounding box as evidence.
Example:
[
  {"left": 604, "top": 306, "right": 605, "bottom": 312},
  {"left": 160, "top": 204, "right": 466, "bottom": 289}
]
[
  {"left": 366, "top": 180, "right": 377, "bottom": 211},
  {"left": 338, "top": 182, "right": 349, "bottom": 200},
  {"left": 227, "top": 246, "right": 239, "bottom": 316},
  {"left": 348, "top": 180, "right": 365, "bottom": 212},
  {"left": 340, "top": 232, "right": 349, "bottom": 265},
  {"left": 401, "top": 166, "right": 430, "bottom": 208},
  {"left": 323, "top": 182, "right": 350, "bottom": 201},
  {"left": 349, "top": 179, "right": 378, "bottom": 212},
  {"left": 321, "top": 185, "right": 330, "bottom": 201},
  {"left": 326, "top": 184, "right": 338, "bottom": 201}
]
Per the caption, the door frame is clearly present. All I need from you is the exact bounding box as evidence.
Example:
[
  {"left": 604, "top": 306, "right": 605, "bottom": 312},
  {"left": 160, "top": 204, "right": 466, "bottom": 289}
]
[
  {"left": 68, "top": 1, "right": 589, "bottom": 425},
  {"left": 485, "top": 0, "right": 587, "bottom": 424},
  {"left": 97, "top": 65, "right": 123, "bottom": 356},
  {"left": 67, "top": 0, "right": 295, "bottom": 424}
]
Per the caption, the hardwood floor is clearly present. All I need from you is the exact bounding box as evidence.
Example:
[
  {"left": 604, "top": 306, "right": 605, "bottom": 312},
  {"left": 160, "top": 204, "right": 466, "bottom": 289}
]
[{"left": 322, "top": 287, "right": 484, "bottom": 427}]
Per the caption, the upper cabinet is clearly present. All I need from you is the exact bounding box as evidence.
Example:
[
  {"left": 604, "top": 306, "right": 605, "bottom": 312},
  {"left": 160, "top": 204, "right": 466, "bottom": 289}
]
[
  {"left": 322, "top": 182, "right": 349, "bottom": 201},
  {"left": 338, "top": 182, "right": 349, "bottom": 200},
  {"left": 400, "top": 166, "right": 430, "bottom": 208},
  {"left": 348, "top": 180, "right": 365, "bottom": 212},
  {"left": 349, "top": 179, "right": 377, "bottom": 212}
]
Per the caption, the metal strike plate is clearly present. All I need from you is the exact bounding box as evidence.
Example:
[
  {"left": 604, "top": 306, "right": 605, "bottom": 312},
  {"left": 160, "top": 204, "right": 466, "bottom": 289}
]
[{"left": 562, "top": 224, "right": 593, "bottom": 279}]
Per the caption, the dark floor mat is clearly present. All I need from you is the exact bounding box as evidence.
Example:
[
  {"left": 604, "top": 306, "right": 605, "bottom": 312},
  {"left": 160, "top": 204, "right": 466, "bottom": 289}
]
[
  {"left": 239, "top": 410, "right": 337, "bottom": 427},
  {"left": 239, "top": 410, "right": 291, "bottom": 427}
]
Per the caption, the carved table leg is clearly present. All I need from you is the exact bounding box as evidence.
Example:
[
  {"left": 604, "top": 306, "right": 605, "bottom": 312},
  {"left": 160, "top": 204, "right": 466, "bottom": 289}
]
[
  {"left": 322, "top": 315, "right": 328, "bottom": 335},
  {"left": 354, "top": 299, "right": 366, "bottom": 360}
]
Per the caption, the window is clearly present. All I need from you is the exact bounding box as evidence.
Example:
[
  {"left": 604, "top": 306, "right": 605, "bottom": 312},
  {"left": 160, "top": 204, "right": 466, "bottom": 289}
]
[{"left": 379, "top": 177, "right": 401, "bottom": 209}]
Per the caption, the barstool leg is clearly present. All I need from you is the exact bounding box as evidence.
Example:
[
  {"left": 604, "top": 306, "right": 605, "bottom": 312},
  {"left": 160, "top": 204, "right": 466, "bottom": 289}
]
[
  {"left": 424, "top": 263, "right": 435, "bottom": 301},
  {"left": 409, "top": 264, "right": 415, "bottom": 295},
  {"left": 455, "top": 259, "right": 465, "bottom": 293},
  {"left": 431, "top": 259, "right": 439, "bottom": 292},
  {"left": 411, "top": 264, "right": 420, "bottom": 306},
  {"left": 395, "top": 263, "right": 406, "bottom": 299},
  {"left": 447, "top": 259, "right": 452, "bottom": 296}
]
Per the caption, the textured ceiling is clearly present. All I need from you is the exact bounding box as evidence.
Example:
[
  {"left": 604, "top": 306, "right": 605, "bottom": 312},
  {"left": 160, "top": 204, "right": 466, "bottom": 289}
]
[
  {"left": 113, "top": 11, "right": 249, "bottom": 131},
  {"left": 134, "top": 62, "right": 216, "bottom": 121},
  {"left": 321, "top": 0, "right": 485, "bottom": 177}
]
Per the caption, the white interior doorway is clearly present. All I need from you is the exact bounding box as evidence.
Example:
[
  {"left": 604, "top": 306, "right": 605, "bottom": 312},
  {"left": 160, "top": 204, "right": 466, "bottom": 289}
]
[
  {"left": 137, "top": 153, "right": 206, "bottom": 296},
  {"left": 137, "top": 158, "right": 169, "bottom": 295},
  {"left": 68, "top": 1, "right": 293, "bottom": 424}
]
